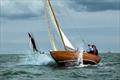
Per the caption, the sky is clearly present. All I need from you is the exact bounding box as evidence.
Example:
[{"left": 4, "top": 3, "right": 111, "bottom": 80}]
[{"left": 0, "top": 0, "right": 120, "bottom": 54}]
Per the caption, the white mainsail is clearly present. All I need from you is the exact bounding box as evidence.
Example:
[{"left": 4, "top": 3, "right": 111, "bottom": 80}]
[
  {"left": 45, "top": 0, "right": 75, "bottom": 50},
  {"left": 47, "top": 26, "right": 58, "bottom": 51},
  {"left": 44, "top": 1, "right": 58, "bottom": 51}
]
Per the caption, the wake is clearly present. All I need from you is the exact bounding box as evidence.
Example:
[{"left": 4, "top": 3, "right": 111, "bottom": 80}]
[{"left": 19, "top": 52, "right": 54, "bottom": 65}]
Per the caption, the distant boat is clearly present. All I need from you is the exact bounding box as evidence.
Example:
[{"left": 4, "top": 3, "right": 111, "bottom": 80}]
[{"left": 45, "top": 0, "right": 101, "bottom": 66}]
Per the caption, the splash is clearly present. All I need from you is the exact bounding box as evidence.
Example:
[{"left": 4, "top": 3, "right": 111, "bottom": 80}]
[
  {"left": 19, "top": 52, "right": 54, "bottom": 65},
  {"left": 79, "top": 50, "right": 83, "bottom": 66},
  {"left": 77, "top": 50, "right": 84, "bottom": 67},
  {"left": 77, "top": 46, "right": 87, "bottom": 67}
]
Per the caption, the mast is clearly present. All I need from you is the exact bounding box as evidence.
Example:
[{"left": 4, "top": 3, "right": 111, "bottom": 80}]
[{"left": 47, "top": 0, "right": 67, "bottom": 50}]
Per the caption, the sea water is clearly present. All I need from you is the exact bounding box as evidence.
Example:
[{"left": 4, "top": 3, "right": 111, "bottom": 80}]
[
  {"left": 19, "top": 53, "right": 54, "bottom": 65},
  {"left": 0, "top": 53, "right": 120, "bottom": 80}
]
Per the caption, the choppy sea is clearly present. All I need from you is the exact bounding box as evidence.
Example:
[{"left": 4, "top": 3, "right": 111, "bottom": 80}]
[{"left": 0, "top": 53, "right": 120, "bottom": 80}]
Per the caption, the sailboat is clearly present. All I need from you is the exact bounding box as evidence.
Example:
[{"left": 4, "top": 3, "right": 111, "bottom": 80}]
[{"left": 45, "top": 0, "right": 101, "bottom": 66}]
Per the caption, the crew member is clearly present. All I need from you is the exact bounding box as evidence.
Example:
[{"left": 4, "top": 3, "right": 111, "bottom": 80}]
[
  {"left": 86, "top": 44, "right": 94, "bottom": 53},
  {"left": 92, "top": 45, "right": 98, "bottom": 55}
]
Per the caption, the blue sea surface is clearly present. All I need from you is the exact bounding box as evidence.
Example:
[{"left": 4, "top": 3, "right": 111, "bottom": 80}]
[{"left": 0, "top": 53, "right": 120, "bottom": 80}]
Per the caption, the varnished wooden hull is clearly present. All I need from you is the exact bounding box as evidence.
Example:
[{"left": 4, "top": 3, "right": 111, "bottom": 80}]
[{"left": 50, "top": 51, "right": 101, "bottom": 66}]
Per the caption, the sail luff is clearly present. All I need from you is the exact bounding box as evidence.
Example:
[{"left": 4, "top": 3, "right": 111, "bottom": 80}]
[{"left": 47, "top": 0, "right": 67, "bottom": 50}]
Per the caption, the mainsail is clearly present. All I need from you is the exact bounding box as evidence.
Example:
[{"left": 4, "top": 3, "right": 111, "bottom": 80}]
[
  {"left": 45, "top": 0, "right": 75, "bottom": 50},
  {"left": 47, "top": 26, "right": 58, "bottom": 51},
  {"left": 44, "top": 0, "right": 58, "bottom": 51}
]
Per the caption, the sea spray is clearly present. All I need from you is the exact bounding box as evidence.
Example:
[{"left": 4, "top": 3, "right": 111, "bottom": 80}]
[
  {"left": 79, "top": 50, "right": 84, "bottom": 66},
  {"left": 77, "top": 50, "right": 83, "bottom": 65},
  {"left": 19, "top": 52, "right": 54, "bottom": 65},
  {"left": 77, "top": 46, "right": 87, "bottom": 67},
  {"left": 77, "top": 51, "right": 80, "bottom": 65}
]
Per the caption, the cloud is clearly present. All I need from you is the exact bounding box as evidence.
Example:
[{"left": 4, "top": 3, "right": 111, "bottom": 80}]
[
  {"left": 0, "top": 0, "right": 120, "bottom": 19},
  {"left": 0, "top": 0, "right": 68, "bottom": 19},
  {"left": 0, "top": 0, "right": 44, "bottom": 19},
  {"left": 67, "top": 0, "right": 120, "bottom": 12}
]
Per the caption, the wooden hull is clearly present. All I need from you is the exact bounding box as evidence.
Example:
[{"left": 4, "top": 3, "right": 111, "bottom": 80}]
[{"left": 50, "top": 51, "right": 101, "bottom": 66}]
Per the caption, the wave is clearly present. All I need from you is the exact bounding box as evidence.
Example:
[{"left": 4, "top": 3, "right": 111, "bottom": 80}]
[{"left": 18, "top": 53, "right": 54, "bottom": 65}]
